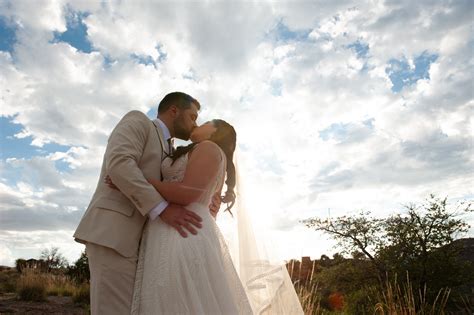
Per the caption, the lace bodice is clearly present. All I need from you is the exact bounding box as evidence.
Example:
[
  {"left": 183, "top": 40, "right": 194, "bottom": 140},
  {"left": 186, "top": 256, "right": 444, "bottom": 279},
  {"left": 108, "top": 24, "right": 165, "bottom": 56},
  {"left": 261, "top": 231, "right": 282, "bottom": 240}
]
[{"left": 161, "top": 155, "right": 189, "bottom": 183}]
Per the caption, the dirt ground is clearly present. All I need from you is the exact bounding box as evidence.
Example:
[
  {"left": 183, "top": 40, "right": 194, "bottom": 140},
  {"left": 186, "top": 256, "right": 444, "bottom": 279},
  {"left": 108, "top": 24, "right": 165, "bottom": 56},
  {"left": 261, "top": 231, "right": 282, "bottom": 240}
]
[{"left": 0, "top": 293, "right": 88, "bottom": 315}]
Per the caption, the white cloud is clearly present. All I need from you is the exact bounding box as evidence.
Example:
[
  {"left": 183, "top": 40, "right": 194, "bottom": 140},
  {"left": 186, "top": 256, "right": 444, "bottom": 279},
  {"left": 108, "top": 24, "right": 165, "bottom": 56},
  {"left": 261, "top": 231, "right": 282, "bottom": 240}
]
[
  {"left": 0, "top": 244, "right": 15, "bottom": 267},
  {"left": 1, "top": 0, "right": 66, "bottom": 33},
  {"left": 0, "top": 0, "right": 472, "bottom": 264},
  {"left": 0, "top": 230, "right": 84, "bottom": 266}
]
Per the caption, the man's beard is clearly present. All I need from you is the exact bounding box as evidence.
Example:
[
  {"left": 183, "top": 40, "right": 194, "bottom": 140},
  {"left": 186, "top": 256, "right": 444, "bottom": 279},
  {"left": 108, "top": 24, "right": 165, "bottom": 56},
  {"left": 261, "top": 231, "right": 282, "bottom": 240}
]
[{"left": 173, "top": 115, "right": 191, "bottom": 140}]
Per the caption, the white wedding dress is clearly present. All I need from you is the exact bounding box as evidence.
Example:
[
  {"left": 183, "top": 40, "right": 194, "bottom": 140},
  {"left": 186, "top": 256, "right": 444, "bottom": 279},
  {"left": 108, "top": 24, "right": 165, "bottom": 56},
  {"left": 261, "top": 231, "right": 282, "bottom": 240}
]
[{"left": 131, "top": 150, "right": 254, "bottom": 315}]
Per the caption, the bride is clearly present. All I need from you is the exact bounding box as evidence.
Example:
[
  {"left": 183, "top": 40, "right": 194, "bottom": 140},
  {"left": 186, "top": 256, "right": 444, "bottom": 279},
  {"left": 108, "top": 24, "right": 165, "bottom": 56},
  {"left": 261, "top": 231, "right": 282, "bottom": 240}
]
[{"left": 130, "top": 119, "right": 303, "bottom": 314}]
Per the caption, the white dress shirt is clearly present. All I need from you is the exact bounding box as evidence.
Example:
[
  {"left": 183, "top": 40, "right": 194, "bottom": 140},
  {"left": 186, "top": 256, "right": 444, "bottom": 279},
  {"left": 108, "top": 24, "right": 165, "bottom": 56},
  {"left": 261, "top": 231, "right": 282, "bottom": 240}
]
[{"left": 148, "top": 118, "right": 171, "bottom": 220}]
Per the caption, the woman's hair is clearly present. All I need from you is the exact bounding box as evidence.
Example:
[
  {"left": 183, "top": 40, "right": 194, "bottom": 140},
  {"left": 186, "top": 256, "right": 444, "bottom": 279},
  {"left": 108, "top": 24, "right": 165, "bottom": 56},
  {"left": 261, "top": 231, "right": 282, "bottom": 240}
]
[{"left": 171, "top": 119, "right": 237, "bottom": 214}]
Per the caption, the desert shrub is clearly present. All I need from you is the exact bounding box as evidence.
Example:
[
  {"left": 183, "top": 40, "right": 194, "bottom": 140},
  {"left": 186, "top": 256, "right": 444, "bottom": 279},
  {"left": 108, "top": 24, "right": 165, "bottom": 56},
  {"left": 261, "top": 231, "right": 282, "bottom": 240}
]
[
  {"left": 66, "top": 251, "right": 90, "bottom": 284},
  {"left": 45, "top": 273, "right": 75, "bottom": 297},
  {"left": 343, "top": 286, "right": 379, "bottom": 314},
  {"left": 1, "top": 280, "right": 16, "bottom": 293},
  {"left": 47, "top": 287, "right": 60, "bottom": 296},
  {"left": 304, "top": 195, "right": 474, "bottom": 312},
  {"left": 15, "top": 259, "right": 26, "bottom": 273},
  {"left": 16, "top": 269, "right": 47, "bottom": 301},
  {"left": 0, "top": 267, "right": 18, "bottom": 293},
  {"left": 47, "top": 284, "right": 74, "bottom": 297},
  {"left": 72, "top": 282, "right": 90, "bottom": 305},
  {"left": 61, "top": 288, "right": 75, "bottom": 296}
]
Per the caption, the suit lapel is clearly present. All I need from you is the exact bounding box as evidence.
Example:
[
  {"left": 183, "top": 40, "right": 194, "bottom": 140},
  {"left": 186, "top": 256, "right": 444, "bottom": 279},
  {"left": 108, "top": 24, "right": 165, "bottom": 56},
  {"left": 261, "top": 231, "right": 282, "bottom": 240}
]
[{"left": 152, "top": 120, "right": 167, "bottom": 153}]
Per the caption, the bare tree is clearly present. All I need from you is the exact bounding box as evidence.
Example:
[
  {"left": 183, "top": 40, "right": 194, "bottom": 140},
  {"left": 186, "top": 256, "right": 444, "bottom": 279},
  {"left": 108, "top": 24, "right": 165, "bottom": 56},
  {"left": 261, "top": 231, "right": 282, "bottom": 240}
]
[{"left": 40, "top": 247, "right": 68, "bottom": 271}]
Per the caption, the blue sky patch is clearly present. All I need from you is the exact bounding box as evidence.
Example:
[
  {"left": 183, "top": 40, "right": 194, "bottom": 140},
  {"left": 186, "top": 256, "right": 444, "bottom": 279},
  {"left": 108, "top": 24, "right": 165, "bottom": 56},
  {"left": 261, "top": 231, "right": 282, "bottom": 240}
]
[
  {"left": 0, "top": 16, "right": 17, "bottom": 53},
  {"left": 131, "top": 45, "right": 167, "bottom": 68},
  {"left": 319, "top": 123, "right": 348, "bottom": 141},
  {"left": 52, "top": 10, "right": 92, "bottom": 53},
  {"left": 363, "top": 118, "right": 375, "bottom": 128},
  {"left": 319, "top": 120, "right": 374, "bottom": 143},
  {"left": 386, "top": 51, "right": 438, "bottom": 92},
  {"left": 182, "top": 73, "right": 194, "bottom": 80},
  {"left": 155, "top": 44, "right": 167, "bottom": 63},
  {"left": 267, "top": 20, "right": 311, "bottom": 43},
  {"left": 347, "top": 41, "right": 369, "bottom": 59},
  {"left": 0, "top": 117, "right": 71, "bottom": 161},
  {"left": 182, "top": 68, "right": 197, "bottom": 81},
  {"left": 102, "top": 54, "right": 116, "bottom": 69},
  {"left": 270, "top": 79, "right": 283, "bottom": 96},
  {"left": 131, "top": 53, "right": 156, "bottom": 67},
  {"left": 54, "top": 159, "right": 73, "bottom": 173},
  {"left": 146, "top": 108, "right": 157, "bottom": 120}
]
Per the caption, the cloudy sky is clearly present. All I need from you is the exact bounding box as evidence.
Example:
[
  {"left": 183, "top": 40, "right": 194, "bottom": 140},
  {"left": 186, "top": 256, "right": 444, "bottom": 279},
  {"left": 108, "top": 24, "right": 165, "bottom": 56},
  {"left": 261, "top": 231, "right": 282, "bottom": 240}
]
[{"left": 0, "top": 0, "right": 473, "bottom": 266}]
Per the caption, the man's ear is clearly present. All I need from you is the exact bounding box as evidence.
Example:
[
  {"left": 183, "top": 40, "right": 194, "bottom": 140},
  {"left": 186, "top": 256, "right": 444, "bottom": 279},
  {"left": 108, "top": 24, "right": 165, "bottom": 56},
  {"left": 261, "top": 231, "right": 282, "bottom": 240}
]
[{"left": 170, "top": 105, "right": 179, "bottom": 117}]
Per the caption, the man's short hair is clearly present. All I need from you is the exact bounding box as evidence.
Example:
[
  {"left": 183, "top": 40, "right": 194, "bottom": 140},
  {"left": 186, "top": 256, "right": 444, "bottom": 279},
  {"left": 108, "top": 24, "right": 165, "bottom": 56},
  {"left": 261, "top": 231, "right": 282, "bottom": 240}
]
[{"left": 157, "top": 92, "right": 200, "bottom": 114}]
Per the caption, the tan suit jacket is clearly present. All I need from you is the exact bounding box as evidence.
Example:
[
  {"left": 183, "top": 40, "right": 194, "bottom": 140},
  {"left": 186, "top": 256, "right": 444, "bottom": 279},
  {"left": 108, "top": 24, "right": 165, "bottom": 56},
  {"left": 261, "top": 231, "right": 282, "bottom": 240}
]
[{"left": 74, "top": 110, "right": 167, "bottom": 258}]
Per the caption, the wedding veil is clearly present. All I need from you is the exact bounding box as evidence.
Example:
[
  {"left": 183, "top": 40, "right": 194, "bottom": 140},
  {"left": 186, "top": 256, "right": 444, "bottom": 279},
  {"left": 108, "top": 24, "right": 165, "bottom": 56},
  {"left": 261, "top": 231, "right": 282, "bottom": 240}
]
[{"left": 218, "top": 150, "right": 304, "bottom": 315}]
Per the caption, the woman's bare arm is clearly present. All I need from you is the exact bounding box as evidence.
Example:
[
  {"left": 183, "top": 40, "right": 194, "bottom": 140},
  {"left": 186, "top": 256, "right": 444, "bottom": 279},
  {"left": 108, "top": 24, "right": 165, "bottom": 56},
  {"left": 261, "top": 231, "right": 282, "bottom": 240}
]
[{"left": 148, "top": 141, "right": 222, "bottom": 205}]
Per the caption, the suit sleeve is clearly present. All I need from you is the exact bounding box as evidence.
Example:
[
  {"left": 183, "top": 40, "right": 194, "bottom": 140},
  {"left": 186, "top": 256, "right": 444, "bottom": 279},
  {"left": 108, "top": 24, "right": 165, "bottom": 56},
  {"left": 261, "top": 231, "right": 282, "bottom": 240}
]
[{"left": 105, "top": 110, "right": 165, "bottom": 217}]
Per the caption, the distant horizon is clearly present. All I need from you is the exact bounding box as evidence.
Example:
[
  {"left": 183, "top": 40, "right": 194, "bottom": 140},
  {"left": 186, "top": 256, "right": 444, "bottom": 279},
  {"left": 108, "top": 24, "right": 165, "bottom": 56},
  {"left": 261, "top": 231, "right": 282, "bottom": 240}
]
[{"left": 3, "top": 235, "right": 474, "bottom": 268}]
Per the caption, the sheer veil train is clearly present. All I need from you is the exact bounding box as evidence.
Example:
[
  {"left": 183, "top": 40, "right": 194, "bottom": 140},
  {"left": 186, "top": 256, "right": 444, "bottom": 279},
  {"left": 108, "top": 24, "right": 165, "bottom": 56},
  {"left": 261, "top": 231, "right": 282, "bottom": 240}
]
[{"left": 221, "top": 151, "right": 304, "bottom": 315}]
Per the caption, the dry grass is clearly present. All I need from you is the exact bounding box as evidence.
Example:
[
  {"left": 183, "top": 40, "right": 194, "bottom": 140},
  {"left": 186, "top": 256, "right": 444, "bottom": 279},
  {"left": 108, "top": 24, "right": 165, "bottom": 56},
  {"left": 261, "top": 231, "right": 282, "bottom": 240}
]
[
  {"left": 46, "top": 273, "right": 76, "bottom": 297},
  {"left": 72, "top": 282, "right": 90, "bottom": 305},
  {"left": 296, "top": 281, "right": 323, "bottom": 315},
  {"left": 288, "top": 260, "right": 454, "bottom": 315},
  {"left": 0, "top": 266, "right": 19, "bottom": 294},
  {"left": 16, "top": 269, "right": 48, "bottom": 301},
  {"left": 289, "top": 260, "right": 324, "bottom": 315},
  {"left": 374, "top": 276, "right": 450, "bottom": 315},
  {"left": 14, "top": 268, "right": 89, "bottom": 304},
  {"left": 10, "top": 264, "right": 458, "bottom": 314}
]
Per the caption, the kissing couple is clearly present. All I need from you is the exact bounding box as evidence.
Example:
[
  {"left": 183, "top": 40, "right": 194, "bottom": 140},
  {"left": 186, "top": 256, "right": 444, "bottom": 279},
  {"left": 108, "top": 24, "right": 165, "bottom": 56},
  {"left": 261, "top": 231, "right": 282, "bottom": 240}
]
[{"left": 74, "top": 92, "right": 303, "bottom": 314}]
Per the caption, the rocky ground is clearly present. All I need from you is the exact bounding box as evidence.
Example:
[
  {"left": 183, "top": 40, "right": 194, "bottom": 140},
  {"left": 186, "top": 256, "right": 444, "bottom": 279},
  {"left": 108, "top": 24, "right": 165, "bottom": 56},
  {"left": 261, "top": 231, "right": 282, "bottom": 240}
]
[{"left": 0, "top": 293, "right": 88, "bottom": 314}]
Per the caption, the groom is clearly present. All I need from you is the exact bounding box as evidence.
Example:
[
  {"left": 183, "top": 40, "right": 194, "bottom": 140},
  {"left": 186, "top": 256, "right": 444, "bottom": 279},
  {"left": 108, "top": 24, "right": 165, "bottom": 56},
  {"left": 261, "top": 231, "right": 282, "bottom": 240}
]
[{"left": 74, "top": 92, "right": 220, "bottom": 314}]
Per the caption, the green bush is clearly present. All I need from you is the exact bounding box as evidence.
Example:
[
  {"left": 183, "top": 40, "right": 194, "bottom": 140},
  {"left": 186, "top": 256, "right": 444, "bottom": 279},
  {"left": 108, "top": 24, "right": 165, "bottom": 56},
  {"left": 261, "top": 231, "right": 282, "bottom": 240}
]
[
  {"left": 343, "top": 288, "right": 376, "bottom": 314},
  {"left": 67, "top": 251, "right": 90, "bottom": 284}
]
